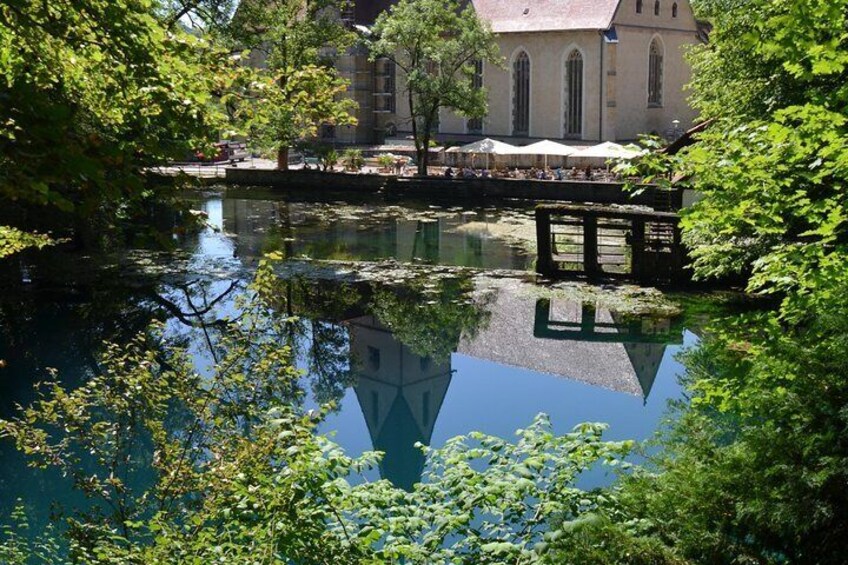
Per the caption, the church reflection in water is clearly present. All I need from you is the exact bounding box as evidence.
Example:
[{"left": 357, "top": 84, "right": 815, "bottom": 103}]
[
  {"left": 332, "top": 287, "right": 685, "bottom": 489},
  {"left": 214, "top": 195, "right": 687, "bottom": 489},
  {"left": 348, "top": 316, "right": 452, "bottom": 491}
]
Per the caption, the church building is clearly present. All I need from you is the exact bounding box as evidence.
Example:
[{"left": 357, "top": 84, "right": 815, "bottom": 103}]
[{"left": 335, "top": 0, "right": 703, "bottom": 145}]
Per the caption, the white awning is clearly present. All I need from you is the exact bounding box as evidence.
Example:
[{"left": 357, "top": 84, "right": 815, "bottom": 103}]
[
  {"left": 569, "top": 141, "right": 642, "bottom": 160},
  {"left": 445, "top": 138, "right": 517, "bottom": 154},
  {"left": 506, "top": 140, "right": 578, "bottom": 157}
]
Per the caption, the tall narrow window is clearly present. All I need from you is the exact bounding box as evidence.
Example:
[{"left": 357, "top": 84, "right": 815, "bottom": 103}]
[
  {"left": 512, "top": 51, "right": 530, "bottom": 136},
  {"left": 384, "top": 59, "right": 396, "bottom": 112},
  {"left": 563, "top": 49, "right": 583, "bottom": 137},
  {"left": 654, "top": 0, "right": 660, "bottom": 15},
  {"left": 636, "top": 0, "right": 643, "bottom": 13},
  {"left": 374, "top": 58, "right": 395, "bottom": 113},
  {"left": 648, "top": 38, "right": 663, "bottom": 106},
  {"left": 672, "top": 2, "right": 678, "bottom": 17},
  {"left": 467, "top": 60, "right": 484, "bottom": 134}
]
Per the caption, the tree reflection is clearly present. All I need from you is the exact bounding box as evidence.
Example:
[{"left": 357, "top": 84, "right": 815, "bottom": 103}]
[{"left": 369, "top": 276, "right": 491, "bottom": 363}]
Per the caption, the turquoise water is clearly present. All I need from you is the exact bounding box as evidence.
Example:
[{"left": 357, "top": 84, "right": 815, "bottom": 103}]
[{"left": 0, "top": 189, "right": 697, "bottom": 529}]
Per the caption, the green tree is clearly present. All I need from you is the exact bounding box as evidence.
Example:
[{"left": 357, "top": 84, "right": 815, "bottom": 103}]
[
  {"left": 370, "top": 0, "right": 501, "bottom": 176},
  {"left": 370, "top": 276, "right": 490, "bottom": 363},
  {"left": 0, "top": 0, "right": 237, "bottom": 250},
  {"left": 231, "top": 0, "right": 358, "bottom": 169},
  {"left": 677, "top": 0, "right": 848, "bottom": 319},
  {"left": 615, "top": 285, "right": 848, "bottom": 563},
  {"left": 601, "top": 4, "right": 848, "bottom": 562}
]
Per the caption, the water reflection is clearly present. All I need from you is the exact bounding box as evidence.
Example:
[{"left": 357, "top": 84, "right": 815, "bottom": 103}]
[
  {"left": 326, "top": 279, "right": 686, "bottom": 488},
  {"left": 532, "top": 299, "right": 682, "bottom": 401},
  {"left": 350, "top": 316, "right": 451, "bottom": 491},
  {"left": 0, "top": 191, "right": 696, "bottom": 519},
  {"left": 219, "top": 197, "right": 533, "bottom": 270}
]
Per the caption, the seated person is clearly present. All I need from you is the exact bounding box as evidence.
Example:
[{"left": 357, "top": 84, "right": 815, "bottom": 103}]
[{"left": 444, "top": 167, "right": 454, "bottom": 178}]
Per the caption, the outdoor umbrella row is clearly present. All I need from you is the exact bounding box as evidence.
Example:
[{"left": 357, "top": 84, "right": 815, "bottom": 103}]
[{"left": 445, "top": 138, "right": 642, "bottom": 169}]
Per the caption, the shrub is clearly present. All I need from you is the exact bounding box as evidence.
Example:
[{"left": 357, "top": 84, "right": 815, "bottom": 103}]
[
  {"left": 376, "top": 153, "right": 395, "bottom": 172},
  {"left": 342, "top": 148, "right": 364, "bottom": 171}
]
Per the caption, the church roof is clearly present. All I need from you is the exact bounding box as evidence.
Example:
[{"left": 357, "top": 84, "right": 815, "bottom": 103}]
[{"left": 471, "top": 0, "right": 621, "bottom": 33}]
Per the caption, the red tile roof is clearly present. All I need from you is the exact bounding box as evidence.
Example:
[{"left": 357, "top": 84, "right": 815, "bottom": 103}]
[{"left": 471, "top": 0, "right": 621, "bottom": 33}]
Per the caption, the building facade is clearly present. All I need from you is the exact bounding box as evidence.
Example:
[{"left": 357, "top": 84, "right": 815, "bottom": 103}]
[{"left": 339, "top": 0, "right": 702, "bottom": 145}]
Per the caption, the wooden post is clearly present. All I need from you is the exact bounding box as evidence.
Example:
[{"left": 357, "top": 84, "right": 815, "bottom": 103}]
[
  {"left": 583, "top": 215, "right": 598, "bottom": 277},
  {"left": 535, "top": 207, "right": 554, "bottom": 275},
  {"left": 533, "top": 298, "right": 552, "bottom": 337},
  {"left": 580, "top": 303, "right": 596, "bottom": 335},
  {"left": 631, "top": 218, "right": 645, "bottom": 279}
]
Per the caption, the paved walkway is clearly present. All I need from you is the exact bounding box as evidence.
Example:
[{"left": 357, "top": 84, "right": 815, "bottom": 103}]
[{"left": 154, "top": 158, "right": 394, "bottom": 179}]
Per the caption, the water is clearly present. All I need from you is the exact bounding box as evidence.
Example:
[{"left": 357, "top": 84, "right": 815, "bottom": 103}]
[{"left": 0, "top": 188, "right": 703, "bottom": 529}]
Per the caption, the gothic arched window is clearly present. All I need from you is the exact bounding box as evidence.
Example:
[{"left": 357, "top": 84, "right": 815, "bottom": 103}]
[
  {"left": 648, "top": 38, "right": 664, "bottom": 106},
  {"left": 512, "top": 51, "right": 531, "bottom": 136},
  {"left": 563, "top": 49, "right": 583, "bottom": 137},
  {"left": 672, "top": 2, "right": 678, "bottom": 17},
  {"left": 654, "top": 0, "right": 660, "bottom": 15},
  {"left": 636, "top": 0, "right": 643, "bottom": 13}
]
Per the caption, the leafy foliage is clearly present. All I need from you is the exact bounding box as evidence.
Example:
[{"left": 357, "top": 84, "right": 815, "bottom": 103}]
[
  {"left": 0, "top": 0, "right": 232, "bottom": 223},
  {"left": 0, "top": 226, "right": 55, "bottom": 258},
  {"left": 370, "top": 0, "right": 502, "bottom": 175},
  {"left": 0, "top": 505, "right": 65, "bottom": 565},
  {"left": 678, "top": 0, "right": 848, "bottom": 320},
  {"left": 376, "top": 153, "right": 396, "bottom": 171},
  {"left": 0, "top": 270, "right": 303, "bottom": 555},
  {"left": 370, "top": 276, "right": 490, "bottom": 363},
  {"left": 341, "top": 417, "right": 633, "bottom": 563},
  {"left": 341, "top": 148, "right": 364, "bottom": 171},
  {"left": 617, "top": 285, "right": 848, "bottom": 563},
  {"left": 231, "top": 0, "right": 358, "bottom": 168},
  {"left": 0, "top": 264, "right": 635, "bottom": 563},
  {"left": 244, "top": 65, "right": 357, "bottom": 168}
]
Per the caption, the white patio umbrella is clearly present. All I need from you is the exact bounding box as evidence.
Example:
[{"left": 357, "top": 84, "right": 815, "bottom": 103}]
[
  {"left": 506, "top": 140, "right": 578, "bottom": 168},
  {"left": 568, "top": 141, "right": 642, "bottom": 167},
  {"left": 446, "top": 138, "right": 517, "bottom": 169}
]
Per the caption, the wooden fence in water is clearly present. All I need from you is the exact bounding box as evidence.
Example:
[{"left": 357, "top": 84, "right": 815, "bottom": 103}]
[{"left": 535, "top": 204, "right": 688, "bottom": 284}]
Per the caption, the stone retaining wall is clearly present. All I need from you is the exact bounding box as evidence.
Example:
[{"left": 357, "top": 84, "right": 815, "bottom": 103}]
[{"left": 223, "top": 168, "right": 682, "bottom": 210}]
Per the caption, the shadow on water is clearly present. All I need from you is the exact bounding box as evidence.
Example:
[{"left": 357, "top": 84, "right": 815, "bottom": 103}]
[{"left": 0, "top": 190, "right": 714, "bottom": 530}]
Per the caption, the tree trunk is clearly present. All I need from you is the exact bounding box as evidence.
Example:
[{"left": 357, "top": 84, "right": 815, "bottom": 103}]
[
  {"left": 408, "top": 89, "right": 426, "bottom": 176},
  {"left": 277, "top": 146, "right": 289, "bottom": 170},
  {"left": 419, "top": 132, "right": 430, "bottom": 176}
]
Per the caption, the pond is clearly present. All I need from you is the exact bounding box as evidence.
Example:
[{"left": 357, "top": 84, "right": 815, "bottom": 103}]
[{"left": 0, "top": 188, "right": 711, "bottom": 530}]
